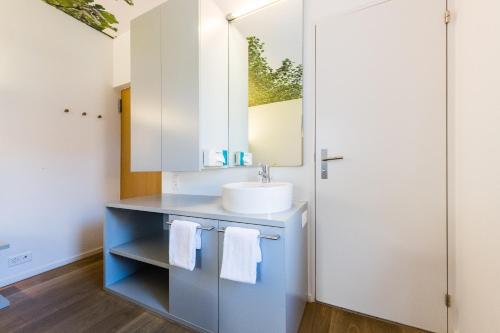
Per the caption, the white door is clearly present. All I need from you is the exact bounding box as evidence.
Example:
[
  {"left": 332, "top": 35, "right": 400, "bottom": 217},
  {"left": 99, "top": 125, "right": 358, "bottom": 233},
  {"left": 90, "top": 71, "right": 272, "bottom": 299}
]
[{"left": 315, "top": 1, "right": 447, "bottom": 332}]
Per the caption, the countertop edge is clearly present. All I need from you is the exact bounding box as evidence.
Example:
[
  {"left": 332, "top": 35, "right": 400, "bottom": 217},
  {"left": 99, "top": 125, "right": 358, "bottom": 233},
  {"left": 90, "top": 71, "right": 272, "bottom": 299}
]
[{"left": 106, "top": 198, "right": 308, "bottom": 228}]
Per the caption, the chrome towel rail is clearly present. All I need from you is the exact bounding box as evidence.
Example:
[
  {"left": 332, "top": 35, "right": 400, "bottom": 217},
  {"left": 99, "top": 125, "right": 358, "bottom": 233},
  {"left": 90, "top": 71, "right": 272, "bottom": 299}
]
[
  {"left": 165, "top": 222, "right": 279, "bottom": 240},
  {"left": 165, "top": 221, "right": 215, "bottom": 231},
  {"left": 217, "top": 228, "right": 280, "bottom": 241}
]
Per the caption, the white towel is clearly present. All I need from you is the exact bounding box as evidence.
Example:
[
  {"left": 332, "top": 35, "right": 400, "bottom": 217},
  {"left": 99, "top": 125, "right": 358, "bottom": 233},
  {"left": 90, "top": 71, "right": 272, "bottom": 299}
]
[
  {"left": 168, "top": 220, "right": 201, "bottom": 271},
  {"left": 220, "top": 226, "right": 262, "bottom": 284}
]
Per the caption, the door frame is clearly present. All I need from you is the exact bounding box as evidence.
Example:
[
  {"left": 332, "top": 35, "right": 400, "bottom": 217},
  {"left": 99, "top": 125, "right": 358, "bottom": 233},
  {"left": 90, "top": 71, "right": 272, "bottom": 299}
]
[{"left": 312, "top": 0, "right": 451, "bottom": 331}]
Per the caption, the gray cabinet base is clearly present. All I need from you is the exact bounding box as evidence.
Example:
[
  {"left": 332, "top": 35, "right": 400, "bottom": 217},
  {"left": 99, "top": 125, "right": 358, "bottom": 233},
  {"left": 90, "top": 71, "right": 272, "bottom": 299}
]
[{"left": 104, "top": 201, "right": 308, "bottom": 333}]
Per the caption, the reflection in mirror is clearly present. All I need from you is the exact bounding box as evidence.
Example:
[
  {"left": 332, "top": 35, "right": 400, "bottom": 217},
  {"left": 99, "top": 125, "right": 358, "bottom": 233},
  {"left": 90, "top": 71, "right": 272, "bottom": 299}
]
[{"left": 228, "top": 0, "right": 303, "bottom": 167}]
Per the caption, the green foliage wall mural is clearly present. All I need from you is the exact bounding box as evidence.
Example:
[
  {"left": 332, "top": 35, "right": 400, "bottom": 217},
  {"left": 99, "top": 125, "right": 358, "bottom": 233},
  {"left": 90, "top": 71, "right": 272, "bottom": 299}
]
[
  {"left": 248, "top": 36, "right": 303, "bottom": 107},
  {"left": 41, "top": 0, "right": 134, "bottom": 37}
]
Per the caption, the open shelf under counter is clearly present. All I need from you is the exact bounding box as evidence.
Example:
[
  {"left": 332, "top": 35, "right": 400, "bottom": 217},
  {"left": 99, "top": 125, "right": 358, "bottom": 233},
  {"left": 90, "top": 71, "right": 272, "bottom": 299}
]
[
  {"left": 106, "top": 267, "right": 169, "bottom": 316},
  {"left": 110, "top": 232, "right": 169, "bottom": 269}
]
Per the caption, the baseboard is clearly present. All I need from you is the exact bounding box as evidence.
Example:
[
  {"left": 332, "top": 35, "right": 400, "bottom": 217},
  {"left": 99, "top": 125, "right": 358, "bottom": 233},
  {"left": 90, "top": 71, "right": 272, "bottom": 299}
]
[
  {"left": 307, "top": 294, "right": 315, "bottom": 302},
  {"left": 0, "top": 247, "right": 103, "bottom": 288}
]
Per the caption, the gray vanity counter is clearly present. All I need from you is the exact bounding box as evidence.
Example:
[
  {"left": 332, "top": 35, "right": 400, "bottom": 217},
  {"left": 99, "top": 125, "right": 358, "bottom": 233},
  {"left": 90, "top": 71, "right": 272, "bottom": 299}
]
[
  {"left": 105, "top": 193, "right": 308, "bottom": 333},
  {"left": 106, "top": 193, "right": 307, "bottom": 228}
]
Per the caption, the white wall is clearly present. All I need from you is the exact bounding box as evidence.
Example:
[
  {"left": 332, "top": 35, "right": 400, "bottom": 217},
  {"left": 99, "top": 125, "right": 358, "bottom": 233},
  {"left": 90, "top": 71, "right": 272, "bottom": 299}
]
[
  {"left": 0, "top": 0, "right": 119, "bottom": 287},
  {"left": 99, "top": 0, "right": 168, "bottom": 36},
  {"left": 452, "top": 0, "right": 500, "bottom": 332}
]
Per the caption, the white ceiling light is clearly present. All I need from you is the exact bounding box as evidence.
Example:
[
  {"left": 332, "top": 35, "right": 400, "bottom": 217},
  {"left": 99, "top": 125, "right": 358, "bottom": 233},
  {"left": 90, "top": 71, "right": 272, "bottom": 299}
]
[{"left": 226, "top": 0, "right": 282, "bottom": 22}]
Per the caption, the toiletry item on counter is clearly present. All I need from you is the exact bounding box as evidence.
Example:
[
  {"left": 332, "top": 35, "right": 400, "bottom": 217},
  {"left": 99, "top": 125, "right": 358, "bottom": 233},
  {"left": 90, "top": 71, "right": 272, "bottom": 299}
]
[
  {"left": 220, "top": 226, "right": 262, "bottom": 284},
  {"left": 169, "top": 220, "right": 202, "bottom": 271},
  {"left": 203, "top": 149, "right": 228, "bottom": 167},
  {"left": 234, "top": 151, "right": 253, "bottom": 166}
]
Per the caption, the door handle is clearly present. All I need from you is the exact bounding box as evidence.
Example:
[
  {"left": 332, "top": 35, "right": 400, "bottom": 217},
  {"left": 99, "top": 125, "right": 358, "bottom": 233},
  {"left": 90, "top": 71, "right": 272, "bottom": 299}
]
[
  {"left": 321, "top": 149, "right": 343, "bottom": 179},
  {"left": 322, "top": 156, "right": 344, "bottom": 162}
]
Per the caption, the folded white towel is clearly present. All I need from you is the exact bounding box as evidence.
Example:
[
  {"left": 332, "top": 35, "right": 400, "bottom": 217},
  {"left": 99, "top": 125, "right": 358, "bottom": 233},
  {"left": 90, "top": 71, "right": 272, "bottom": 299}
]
[
  {"left": 220, "top": 226, "right": 262, "bottom": 284},
  {"left": 168, "top": 220, "right": 201, "bottom": 271}
]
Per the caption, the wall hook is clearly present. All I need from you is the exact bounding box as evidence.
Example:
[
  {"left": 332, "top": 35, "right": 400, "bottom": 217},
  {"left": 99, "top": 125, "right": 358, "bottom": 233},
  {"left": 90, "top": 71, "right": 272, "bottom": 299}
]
[
  {"left": 64, "top": 109, "right": 69, "bottom": 113},
  {"left": 97, "top": 115, "right": 103, "bottom": 119},
  {"left": 82, "top": 112, "right": 87, "bottom": 116}
]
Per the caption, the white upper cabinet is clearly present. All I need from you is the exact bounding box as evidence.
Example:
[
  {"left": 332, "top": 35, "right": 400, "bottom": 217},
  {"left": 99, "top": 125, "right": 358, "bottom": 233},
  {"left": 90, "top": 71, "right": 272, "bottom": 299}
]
[
  {"left": 131, "top": 0, "right": 228, "bottom": 172},
  {"left": 130, "top": 8, "right": 162, "bottom": 171}
]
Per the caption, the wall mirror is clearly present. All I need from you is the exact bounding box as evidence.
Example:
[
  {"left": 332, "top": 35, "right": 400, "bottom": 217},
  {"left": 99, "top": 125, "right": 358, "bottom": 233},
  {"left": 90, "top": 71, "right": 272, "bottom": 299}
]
[{"left": 226, "top": 0, "right": 303, "bottom": 167}]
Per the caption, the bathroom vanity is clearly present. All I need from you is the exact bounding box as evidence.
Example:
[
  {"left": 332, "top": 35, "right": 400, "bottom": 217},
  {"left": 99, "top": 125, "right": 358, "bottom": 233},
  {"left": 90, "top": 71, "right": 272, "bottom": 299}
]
[{"left": 104, "top": 194, "right": 308, "bottom": 333}]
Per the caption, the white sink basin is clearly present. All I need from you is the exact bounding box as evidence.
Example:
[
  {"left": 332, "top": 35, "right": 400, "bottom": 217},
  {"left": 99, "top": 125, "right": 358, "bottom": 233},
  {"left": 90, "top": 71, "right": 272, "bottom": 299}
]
[{"left": 222, "top": 182, "right": 293, "bottom": 214}]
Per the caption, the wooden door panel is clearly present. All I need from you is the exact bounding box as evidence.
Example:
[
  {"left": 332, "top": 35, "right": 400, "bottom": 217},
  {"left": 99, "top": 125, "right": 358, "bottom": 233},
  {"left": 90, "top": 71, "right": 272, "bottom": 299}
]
[{"left": 121, "top": 88, "right": 161, "bottom": 199}]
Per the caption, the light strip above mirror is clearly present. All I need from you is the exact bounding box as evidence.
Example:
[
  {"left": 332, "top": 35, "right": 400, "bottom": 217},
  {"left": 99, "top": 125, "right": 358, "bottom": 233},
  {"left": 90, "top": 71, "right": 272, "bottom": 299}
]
[{"left": 226, "top": 0, "right": 282, "bottom": 22}]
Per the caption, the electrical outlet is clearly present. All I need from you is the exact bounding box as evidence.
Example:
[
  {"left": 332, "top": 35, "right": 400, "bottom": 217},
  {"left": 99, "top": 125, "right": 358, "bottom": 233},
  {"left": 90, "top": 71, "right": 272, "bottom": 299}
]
[{"left": 8, "top": 252, "right": 32, "bottom": 268}]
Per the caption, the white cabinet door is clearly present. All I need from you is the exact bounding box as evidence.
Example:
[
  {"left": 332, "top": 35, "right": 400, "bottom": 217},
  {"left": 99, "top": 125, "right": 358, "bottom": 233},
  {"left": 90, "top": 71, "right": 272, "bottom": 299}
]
[
  {"left": 161, "top": 0, "right": 200, "bottom": 172},
  {"left": 130, "top": 0, "right": 228, "bottom": 172},
  {"left": 315, "top": 0, "right": 447, "bottom": 332},
  {"left": 130, "top": 7, "right": 162, "bottom": 172}
]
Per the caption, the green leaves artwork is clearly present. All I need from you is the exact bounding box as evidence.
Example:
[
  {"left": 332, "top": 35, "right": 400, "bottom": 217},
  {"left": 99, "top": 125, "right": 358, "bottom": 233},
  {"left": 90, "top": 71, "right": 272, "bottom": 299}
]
[
  {"left": 248, "top": 36, "right": 303, "bottom": 107},
  {"left": 41, "top": 0, "right": 134, "bottom": 37}
]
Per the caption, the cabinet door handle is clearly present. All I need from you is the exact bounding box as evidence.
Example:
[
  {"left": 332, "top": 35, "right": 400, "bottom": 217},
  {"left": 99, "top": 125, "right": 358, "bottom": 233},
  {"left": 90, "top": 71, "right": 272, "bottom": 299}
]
[
  {"left": 218, "top": 228, "right": 280, "bottom": 240},
  {"left": 165, "top": 221, "right": 215, "bottom": 231}
]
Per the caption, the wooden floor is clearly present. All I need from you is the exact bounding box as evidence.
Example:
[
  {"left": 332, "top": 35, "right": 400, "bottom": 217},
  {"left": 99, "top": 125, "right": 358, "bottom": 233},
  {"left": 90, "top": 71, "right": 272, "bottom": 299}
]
[
  {"left": 299, "top": 303, "right": 428, "bottom": 333},
  {"left": 0, "top": 254, "right": 428, "bottom": 333}
]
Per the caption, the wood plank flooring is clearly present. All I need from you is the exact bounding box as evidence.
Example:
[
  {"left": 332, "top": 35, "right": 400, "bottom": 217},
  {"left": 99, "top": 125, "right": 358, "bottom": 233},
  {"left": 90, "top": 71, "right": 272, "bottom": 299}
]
[
  {"left": 0, "top": 254, "right": 429, "bottom": 333},
  {"left": 298, "top": 303, "right": 429, "bottom": 333}
]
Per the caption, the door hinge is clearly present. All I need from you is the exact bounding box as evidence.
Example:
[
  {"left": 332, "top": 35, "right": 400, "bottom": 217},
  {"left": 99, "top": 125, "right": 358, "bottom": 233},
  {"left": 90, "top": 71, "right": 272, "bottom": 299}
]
[
  {"left": 445, "top": 293, "right": 451, "bottom": 308},
  {"left": 444, "top": 10, "right": 451, "bottom": 24}
]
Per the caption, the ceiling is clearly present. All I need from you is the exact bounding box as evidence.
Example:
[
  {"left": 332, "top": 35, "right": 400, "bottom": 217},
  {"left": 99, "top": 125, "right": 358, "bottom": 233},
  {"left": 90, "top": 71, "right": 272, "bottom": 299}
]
[
  {"left": 97, "top": 0, "right": 168, "bottom": 36},
  {"left": 102, "top": 0, "right": 263, "bottom": 35},
  {"left": 43, "top": 0, "right": 288, "bottom": 38}
]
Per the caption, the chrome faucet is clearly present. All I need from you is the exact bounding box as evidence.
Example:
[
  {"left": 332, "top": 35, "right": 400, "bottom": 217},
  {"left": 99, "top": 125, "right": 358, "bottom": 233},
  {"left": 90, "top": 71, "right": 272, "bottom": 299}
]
[{"left": 258, "top": 164, "right": 271, "bottom": 183}]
